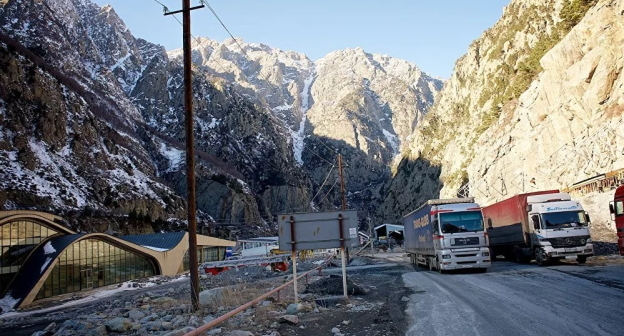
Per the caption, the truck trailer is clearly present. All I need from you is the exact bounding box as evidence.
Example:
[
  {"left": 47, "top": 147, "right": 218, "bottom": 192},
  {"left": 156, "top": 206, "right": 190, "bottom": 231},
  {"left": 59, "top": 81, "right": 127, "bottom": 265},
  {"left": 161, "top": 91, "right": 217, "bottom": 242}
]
[
  {"left": 403, "top": 198, "right": 491, "bottom": 273},
  {"left": 609, "top": 183, "right": 624, "bottom": 255},
  {"left": 482, "top": 190, "right": 593, "bottom": 265}
]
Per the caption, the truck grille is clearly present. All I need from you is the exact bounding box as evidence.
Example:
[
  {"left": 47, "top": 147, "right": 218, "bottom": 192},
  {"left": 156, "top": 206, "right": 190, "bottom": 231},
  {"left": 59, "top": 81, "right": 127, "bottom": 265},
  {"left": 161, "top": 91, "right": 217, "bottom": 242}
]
[
  {"left": 546, "top": 236, "right": 590, "bottom": 248},
  {"left": 451, "top": 237, "right": 480, "bottom": 246}
]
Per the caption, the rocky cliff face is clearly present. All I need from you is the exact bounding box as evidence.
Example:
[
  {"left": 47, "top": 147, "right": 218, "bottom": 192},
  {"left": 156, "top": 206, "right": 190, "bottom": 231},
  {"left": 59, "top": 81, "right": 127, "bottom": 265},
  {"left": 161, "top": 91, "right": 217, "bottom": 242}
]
[
  {"left": 0, "top": 0, "right": 442, "bottom": 233},
  {"left": 381, "top": 0, "right": 622, "bottom": 239},
  {"left": 0, "top": 0, "right": 188, "bottom": 233},
  {"left": 0, "top": 0, "right": 309, "bottom": 233},
  {"left": 179, "top": 38, "right": 442, "bottom": 212}
]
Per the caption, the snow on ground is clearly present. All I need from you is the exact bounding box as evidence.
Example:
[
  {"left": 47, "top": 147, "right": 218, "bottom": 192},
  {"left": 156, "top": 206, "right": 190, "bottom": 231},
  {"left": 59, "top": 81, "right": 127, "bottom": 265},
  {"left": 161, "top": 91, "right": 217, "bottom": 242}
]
[
  {"left": 0, "top": 295, "right": 20, "bottom": 315},
  {"left": 0, "top": 276, "right": 188, "bottom": 318}
]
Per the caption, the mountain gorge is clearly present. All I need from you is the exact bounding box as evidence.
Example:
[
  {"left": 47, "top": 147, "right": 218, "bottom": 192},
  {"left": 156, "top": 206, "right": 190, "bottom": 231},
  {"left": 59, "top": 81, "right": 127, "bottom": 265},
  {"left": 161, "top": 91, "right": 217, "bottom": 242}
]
[
  {"left": 378, "top": 0, "right": 623, "bottom": 240},
  {"left": 0, "top": 0, "right": 441, "bottom": 234}
]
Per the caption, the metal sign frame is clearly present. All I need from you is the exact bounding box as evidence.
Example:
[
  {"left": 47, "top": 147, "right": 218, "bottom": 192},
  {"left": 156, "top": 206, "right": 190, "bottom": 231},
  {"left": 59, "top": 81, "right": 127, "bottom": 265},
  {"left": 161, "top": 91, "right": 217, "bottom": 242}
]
[
  {"left": 277, "top": 210, "right": 358, "bottom": 303},
  {"left": 277, "top": 210, "right": 359, "bottom": 251}
]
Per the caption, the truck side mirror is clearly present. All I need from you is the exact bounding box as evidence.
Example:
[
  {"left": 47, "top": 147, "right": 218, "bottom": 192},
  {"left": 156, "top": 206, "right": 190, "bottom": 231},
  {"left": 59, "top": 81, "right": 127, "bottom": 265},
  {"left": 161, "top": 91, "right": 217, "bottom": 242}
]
[
  {"left": 487, "top": 218, "right": 493, "bottom": 229},
  {"left": 585, "top": 211, "right": 591, "bottom": 225},
  {"left": 610, "top": 202, "right": 615, "bottom": 214},
  {"left": 531, "top": 215, "right": 540, "bottom": 230}
]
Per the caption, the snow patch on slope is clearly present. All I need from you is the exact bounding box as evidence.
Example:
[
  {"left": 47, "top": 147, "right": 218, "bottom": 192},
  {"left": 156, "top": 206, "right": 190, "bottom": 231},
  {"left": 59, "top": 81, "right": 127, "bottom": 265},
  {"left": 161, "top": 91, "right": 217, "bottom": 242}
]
[
  {"left": 382, "top": 129, "right": 399, "bottom": 156},
  {"left": 0, "top": 139, "right": 89, "bottom": 209},
  {"left": 159, "top": 142, "right": 184, "bottom": 173},
  {"left": 292, "top": 71, "right": 315, "bottom": 165}
]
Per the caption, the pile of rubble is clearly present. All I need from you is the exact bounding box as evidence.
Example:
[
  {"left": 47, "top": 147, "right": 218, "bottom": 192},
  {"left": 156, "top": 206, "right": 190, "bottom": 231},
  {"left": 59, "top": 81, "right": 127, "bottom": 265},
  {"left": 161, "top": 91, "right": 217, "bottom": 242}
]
[
  {"left": 593, "top": 241, "right": 620, "bottom": 255},
  {"left": 200, "top": 266, "right": 279, "bottom": 288},
  {"left": 22, "top": 287, "right": 305, "bottom": 336},
  {"left": 296, "top": 258, "right": 338, "bottom": 272},
  {"left": 304, "top": 276, "right": 369, "bottom": 296}
]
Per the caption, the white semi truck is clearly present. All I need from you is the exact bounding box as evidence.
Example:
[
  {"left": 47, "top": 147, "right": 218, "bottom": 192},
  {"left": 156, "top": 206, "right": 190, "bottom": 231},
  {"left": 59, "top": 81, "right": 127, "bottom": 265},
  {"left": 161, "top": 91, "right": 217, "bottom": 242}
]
[
  {"left": 482, "top": 190, "right": 594, "bottom": 265},
  {"left": 403, "top": 198, "right": 491, "bottom": 273}
]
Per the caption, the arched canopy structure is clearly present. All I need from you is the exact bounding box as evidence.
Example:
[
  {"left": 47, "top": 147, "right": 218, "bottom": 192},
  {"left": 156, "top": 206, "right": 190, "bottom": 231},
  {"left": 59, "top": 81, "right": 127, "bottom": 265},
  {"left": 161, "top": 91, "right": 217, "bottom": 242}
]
[{"left": 0, "top": 211, "right": 235, "bottom": 312}]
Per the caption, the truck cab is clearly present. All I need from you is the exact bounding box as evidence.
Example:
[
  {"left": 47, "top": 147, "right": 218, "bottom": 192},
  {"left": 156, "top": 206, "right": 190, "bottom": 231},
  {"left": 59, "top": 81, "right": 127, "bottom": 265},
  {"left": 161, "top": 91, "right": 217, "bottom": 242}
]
[
  {"left": 431, "top": 202, "right": 491, "bottom": 272},
  {"left": 527, "top": 193, "right": 593, "bottom": 265},
  {"left": 609, "top": 184, "right": 624, "bottom": 255}
]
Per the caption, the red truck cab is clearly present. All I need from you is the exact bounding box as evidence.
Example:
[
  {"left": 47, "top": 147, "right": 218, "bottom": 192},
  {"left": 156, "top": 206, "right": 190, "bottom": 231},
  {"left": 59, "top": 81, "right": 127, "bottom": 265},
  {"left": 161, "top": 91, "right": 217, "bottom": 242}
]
[{"left": 610, "top": 184, "right": 624, "bottom": 255}]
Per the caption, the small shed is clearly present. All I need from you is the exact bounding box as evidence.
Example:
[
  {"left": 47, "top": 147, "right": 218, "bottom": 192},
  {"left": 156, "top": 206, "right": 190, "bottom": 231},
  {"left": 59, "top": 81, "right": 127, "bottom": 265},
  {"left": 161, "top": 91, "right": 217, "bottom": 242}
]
[{"left": 374, "top": 224, "right": 404, "bottom": 241}]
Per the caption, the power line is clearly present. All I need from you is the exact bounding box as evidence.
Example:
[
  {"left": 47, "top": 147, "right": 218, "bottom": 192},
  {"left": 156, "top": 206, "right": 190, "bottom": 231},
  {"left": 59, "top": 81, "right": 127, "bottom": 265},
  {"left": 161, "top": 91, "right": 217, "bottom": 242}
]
[
  {"left": 310, "top": 162, "right": 336, "bottom": 203},
  {"left": 319, "top": 139, "right": 339, "bottom": 155},
  {"left": 303, "top": 144, "right": 334, "bottom": 165},
  {"left": 201, "top": 0, "right": 248, "bottom": 58},
  {"left": 170, "top": 0, "right": 346, "bottom": 169},
  {"left": 151, "top": 0, "right": 230, "bottom": 75},
  {"left": 317, "top": 180, "right": 338, "bottom": 206}
]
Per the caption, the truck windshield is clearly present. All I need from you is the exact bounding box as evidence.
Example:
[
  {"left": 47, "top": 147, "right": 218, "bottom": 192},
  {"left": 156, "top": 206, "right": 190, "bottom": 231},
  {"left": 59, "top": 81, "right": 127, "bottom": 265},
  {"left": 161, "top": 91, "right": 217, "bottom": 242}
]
[
  {"left": 541, "top": 211, "right": 588, "bottom": 228},
  {"left": 439, "top": 211, "right": 484, "bottom": 233}
]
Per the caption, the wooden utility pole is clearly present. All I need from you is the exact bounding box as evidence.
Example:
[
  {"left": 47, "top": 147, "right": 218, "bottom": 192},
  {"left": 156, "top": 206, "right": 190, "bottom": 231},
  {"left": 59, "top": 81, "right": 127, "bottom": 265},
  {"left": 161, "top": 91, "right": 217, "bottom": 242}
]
[
  {"left": 338, "top": 154, "right": 347, "bottom": 211},
  {"left": 338, "top": 154, "right": 350, "bottom": 262},
  {"left": 164, "top": 0, "right": 204, "bottom": 312},
  {"left": 368, "top": 216, "right": 374, "bottom": 257}
]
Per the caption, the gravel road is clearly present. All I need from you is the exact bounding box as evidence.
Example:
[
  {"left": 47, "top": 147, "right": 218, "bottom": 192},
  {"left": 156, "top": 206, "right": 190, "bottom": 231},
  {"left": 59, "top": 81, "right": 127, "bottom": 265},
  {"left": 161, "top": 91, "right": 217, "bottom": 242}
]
[{"left": 403, "top": 260, "right": 624, "bottom": 336}]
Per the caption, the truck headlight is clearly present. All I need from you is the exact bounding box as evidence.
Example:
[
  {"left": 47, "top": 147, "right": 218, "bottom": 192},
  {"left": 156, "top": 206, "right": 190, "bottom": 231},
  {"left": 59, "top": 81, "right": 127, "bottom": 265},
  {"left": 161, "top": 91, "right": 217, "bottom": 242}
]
[
  {"left": 482, "top": 252, "right": 490, "bottom": 257},
  {"left": 442, "top": 254, "right": 451, "bottom": 259},
  {"left": 585, "top": 238, "right": 592, "bottom": 243}
]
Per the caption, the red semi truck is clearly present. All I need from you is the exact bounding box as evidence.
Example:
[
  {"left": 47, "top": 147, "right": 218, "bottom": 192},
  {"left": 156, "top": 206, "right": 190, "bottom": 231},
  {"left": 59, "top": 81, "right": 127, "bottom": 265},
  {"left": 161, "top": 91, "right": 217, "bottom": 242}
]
[
  {"left": 610, "top": 183, "right": 624, "bottom": 255},
  {"left": 482, "top": 190, "right": 593, "bottom": 265}
]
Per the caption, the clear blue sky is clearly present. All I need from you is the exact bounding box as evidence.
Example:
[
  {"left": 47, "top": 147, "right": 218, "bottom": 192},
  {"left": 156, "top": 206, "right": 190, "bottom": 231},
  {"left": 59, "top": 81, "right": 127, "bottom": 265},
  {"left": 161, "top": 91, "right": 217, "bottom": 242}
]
[{"left": 93, "top": 0, "right": 509, "bottom": 78}]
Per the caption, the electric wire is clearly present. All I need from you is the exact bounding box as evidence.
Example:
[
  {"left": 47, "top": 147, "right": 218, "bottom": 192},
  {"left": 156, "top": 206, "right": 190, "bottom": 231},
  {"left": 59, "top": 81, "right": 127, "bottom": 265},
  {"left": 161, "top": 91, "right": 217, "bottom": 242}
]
[
  {"left": 153, "top": 0, "right": 348, "bottom": 209},
  {"left": 201, "top": 0, "right": 248, "bottom": 58},
  {"left": 202, "top": 2, "right": 343, "bottom": 161},
  {"left": 303, "top": 144, "right": 334, "bottom": 165},
  {"left": 317, "top": 180, "right": 338, "bottom": 206},
  {"left": 162, "top": 0, "right": 342, "bottom": 167},
  {"left": 151, "top": 0, "right": 230, "bottom": 75},
  {"left": 309, "top": 162, "right": 336, "bottom": 203}
]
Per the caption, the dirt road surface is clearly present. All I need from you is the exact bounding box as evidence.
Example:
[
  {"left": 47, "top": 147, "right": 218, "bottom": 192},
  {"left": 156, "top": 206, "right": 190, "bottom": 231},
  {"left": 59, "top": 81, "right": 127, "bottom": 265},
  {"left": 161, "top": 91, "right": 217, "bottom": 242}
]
[
  {"left": 2, "top": 252, "right": 624, "bottom": 336},
  {"left": 403, "top": 259, "right": 624, "bottom": 336}
]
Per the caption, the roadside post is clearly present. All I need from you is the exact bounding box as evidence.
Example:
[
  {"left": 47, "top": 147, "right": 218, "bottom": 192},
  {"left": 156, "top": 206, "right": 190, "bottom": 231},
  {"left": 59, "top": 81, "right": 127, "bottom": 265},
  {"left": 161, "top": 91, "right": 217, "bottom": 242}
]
[
  {"left": 278, "top": 210, "right": 358, "bottom": 301},
  {"left": 289, "top": 215, "right": 298, "bottom": 303}
]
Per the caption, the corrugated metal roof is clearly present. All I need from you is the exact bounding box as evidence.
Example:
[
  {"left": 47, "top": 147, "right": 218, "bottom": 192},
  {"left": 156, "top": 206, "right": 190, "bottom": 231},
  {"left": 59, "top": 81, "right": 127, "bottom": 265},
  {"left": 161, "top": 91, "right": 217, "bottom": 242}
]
[
  {"left": 2, "top": 234, "right": 85, "bottom": 310},
  {"left": 374, "top": 224, "right": 404, "bottom": 231},
  {"left": 119, "top": 231, "right": 186, "bottom": 251},
  {"left": 237, "top": 236, "right": 279, "bottom": 243}
]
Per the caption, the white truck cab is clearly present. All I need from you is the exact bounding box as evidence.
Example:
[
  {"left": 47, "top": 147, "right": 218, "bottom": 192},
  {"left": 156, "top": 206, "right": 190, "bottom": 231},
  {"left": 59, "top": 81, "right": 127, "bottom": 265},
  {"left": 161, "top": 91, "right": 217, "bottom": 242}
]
[{"left": 527, "top": 193, "right": 593, "bottom": 265}]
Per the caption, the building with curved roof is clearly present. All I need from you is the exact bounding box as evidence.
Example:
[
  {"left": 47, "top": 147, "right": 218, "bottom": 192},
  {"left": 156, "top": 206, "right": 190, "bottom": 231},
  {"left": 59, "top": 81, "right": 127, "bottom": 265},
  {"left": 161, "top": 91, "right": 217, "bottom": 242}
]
[{"left": 0, "top": 210, "right": 235, "bottom": 312}]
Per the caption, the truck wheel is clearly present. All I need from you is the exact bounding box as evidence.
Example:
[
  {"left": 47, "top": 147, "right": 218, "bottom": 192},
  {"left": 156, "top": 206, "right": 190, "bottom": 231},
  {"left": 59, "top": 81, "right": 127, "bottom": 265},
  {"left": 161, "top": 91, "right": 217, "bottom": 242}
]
[
  {"left": 437, "top": 261, "right": 445, "bottom": 274},
  {"left": 535, "top": 247, "right": 548, "bottom": 266},
  {"left": 513, "top": 247, "right": 523, "bottom": 264},
  {"left": 577, "top": 256, "right": 587, "bottom": 264}
]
